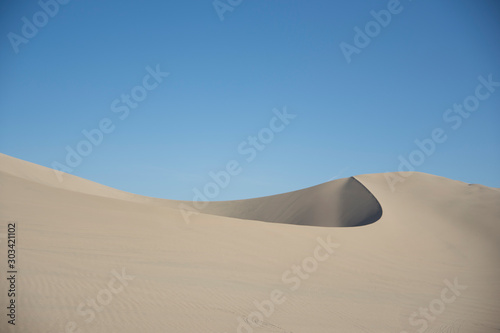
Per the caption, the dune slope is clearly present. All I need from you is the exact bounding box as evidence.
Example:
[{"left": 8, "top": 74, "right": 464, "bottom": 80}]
[{"left": 0, "top": 153, "right": 499, "bottom": 333}]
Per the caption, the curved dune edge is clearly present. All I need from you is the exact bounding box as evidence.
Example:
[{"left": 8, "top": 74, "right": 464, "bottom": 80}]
[
  {"left": 197, "top": 176, "right": 383, "bottom": 227},
  {"left": 0, "top": 153, "right": 383, "bottom": 228}
]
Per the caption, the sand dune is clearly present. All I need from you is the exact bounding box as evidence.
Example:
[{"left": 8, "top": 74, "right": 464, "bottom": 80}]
[{"left": 0, "top": 153, "right": 499, "bottom": 332}]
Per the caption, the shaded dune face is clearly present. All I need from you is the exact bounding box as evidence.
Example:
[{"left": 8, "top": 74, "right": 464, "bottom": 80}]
[{"left": 201, "top": 177, "right": 383, "bottom": 227}]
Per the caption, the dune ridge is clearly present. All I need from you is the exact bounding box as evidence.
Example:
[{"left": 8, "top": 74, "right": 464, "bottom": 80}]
[{"left": 0, "top": 153, "right": 382, "bottom": 227}]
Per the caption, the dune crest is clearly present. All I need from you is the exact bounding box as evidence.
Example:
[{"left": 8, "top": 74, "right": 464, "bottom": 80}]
[{"left": 0, "top": 153, "right": 382, "bottom": 227}]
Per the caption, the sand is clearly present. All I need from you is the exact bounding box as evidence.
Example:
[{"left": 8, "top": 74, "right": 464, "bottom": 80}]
[{"left": 0, "top": 152, "right": 499, "bottom": 332}]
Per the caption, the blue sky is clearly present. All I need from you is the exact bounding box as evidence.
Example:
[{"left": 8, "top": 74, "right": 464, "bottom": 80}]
[{"left": 1, "top": 0, "right": 499, "bottom": 200}]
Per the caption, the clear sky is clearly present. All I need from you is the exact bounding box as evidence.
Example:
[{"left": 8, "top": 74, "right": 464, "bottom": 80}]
[{"left": 1, "top": 0, "right": 499, "bottom": 200}]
